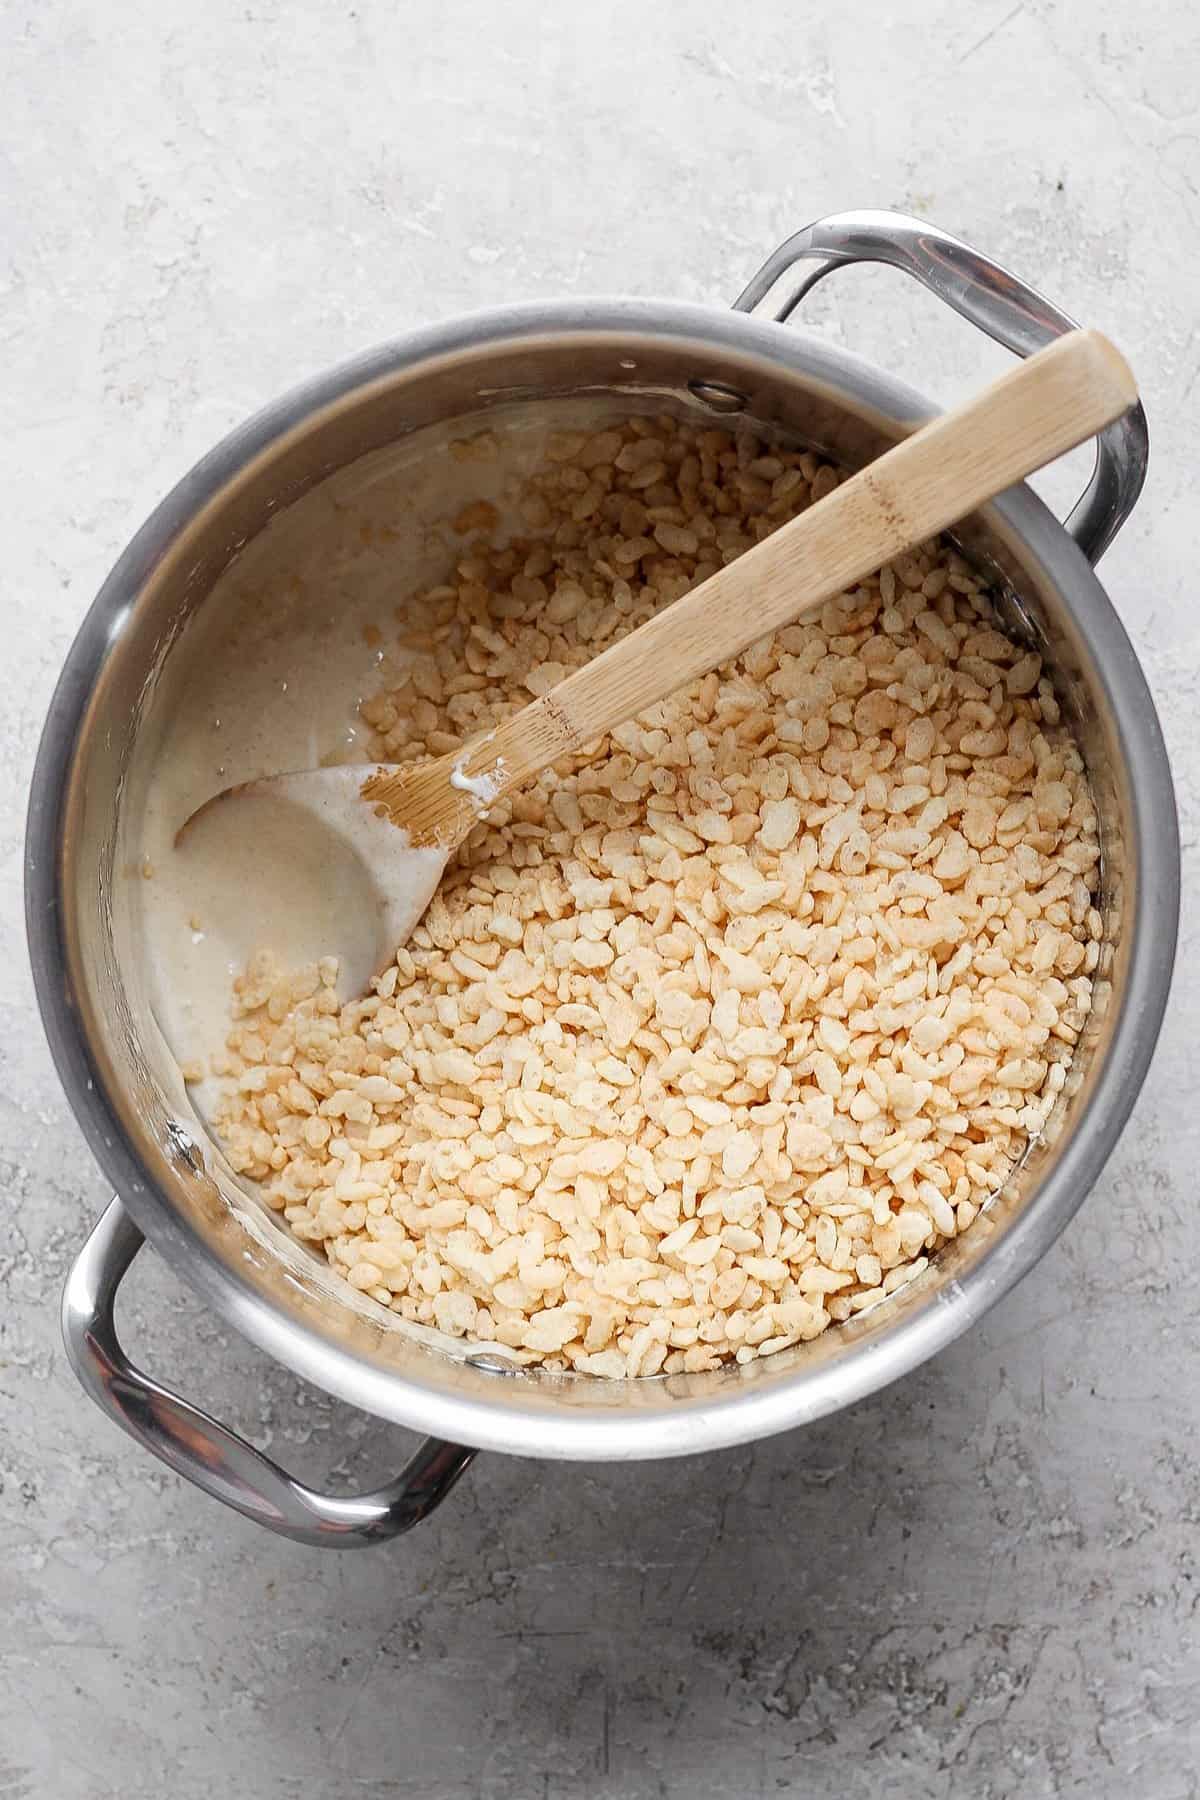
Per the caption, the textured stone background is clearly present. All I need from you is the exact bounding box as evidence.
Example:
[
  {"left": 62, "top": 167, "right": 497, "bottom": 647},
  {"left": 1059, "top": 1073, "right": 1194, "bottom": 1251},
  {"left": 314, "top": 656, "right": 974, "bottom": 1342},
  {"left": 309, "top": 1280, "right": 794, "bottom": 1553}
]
[{"left": 3, "top": 2, "right": 1198, "bottom": 1794}]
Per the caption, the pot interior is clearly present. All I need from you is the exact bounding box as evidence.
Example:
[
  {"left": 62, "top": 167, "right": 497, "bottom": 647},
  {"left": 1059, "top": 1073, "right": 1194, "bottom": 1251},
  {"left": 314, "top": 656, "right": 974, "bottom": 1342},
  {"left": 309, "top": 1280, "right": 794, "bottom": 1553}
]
[{"left": 55, "top": 316, "right": 1143, "bottom": 1448}]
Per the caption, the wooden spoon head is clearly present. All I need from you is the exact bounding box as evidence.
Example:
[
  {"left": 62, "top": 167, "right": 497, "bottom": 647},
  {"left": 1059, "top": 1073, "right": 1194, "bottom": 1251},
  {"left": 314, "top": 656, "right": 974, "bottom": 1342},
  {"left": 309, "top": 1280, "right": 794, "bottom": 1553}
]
[{"left": 175, "top": 764, "right": 451, "bottom": 985}]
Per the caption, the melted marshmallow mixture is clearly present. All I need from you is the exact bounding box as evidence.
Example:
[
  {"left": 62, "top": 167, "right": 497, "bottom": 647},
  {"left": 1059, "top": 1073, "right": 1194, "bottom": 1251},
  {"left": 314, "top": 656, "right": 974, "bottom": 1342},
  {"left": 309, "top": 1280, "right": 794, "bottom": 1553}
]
[{"left": 134, "top": 416, "right": 541, "bottom": 1110}]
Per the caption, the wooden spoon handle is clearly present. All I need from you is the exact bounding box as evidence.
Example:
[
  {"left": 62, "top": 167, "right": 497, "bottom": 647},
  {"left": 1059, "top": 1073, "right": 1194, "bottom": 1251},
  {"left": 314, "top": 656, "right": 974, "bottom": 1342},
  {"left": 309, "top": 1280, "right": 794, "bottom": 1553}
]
[{"left": 471, "top": 329, "right": 1136, "bottom": 793}]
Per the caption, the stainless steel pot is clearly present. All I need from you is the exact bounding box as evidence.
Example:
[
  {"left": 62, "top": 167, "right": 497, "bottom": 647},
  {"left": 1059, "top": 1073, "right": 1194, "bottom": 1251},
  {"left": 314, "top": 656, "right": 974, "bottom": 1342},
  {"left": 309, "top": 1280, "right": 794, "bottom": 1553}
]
[{"left": 28, "top": 210, "right": 1179, "bottom": 1547}]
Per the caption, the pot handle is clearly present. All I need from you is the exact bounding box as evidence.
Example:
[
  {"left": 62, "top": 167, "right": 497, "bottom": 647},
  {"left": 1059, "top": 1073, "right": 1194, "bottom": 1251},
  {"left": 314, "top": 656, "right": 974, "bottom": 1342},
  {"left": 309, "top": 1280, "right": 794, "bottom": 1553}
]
[
  {"left": 62, "top": 1198, "right": 477, "bottom": 1548},
  {"left": 733, "top": 208, "right": 1148, "bottom": 565}
]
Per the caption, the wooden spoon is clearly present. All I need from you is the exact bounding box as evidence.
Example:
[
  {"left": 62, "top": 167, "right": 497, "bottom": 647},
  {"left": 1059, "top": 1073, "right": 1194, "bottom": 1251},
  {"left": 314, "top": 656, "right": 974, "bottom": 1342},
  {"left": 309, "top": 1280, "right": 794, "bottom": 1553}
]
[{"left": 180, "top": 330, "right": 1136, "bottom": 977}]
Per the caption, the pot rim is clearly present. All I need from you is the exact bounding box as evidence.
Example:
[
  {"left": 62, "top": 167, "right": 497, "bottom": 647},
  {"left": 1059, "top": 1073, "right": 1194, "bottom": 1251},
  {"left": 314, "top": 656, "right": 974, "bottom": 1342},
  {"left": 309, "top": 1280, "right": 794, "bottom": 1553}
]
[{"left": 26, "top": 297, "right": 1181, "bottom": 1460}]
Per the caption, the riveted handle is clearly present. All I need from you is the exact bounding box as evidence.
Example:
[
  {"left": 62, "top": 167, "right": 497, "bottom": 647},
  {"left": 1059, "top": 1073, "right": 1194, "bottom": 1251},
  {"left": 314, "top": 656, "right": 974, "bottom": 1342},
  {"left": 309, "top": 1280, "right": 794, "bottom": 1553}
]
[
  {"left": 735, "top": 208, "right": 1149, "bottom": 563},
  {"left": 62, "top": 1198, "right": 476, "bottom": 1547}
]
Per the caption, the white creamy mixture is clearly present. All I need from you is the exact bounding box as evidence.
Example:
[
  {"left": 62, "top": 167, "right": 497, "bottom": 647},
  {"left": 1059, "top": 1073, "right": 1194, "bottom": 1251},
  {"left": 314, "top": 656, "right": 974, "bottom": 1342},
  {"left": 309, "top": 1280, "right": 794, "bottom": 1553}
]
[
  {"left": 449, "top": 744, "right": 507, "bottom": 807},
  {"left": 136, "top": 606, "right": 389, "bottom": 1116},
  {"left": 132, "top": 403, "right": 584, "bottom": 1118}
]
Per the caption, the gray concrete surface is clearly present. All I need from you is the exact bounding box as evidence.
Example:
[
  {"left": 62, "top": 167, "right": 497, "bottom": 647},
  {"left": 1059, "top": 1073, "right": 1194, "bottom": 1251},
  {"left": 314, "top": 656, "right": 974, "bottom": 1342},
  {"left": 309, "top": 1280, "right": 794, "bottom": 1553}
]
[{"left": 3, "top": 1, "right": 1198, "bottom": 1794}]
